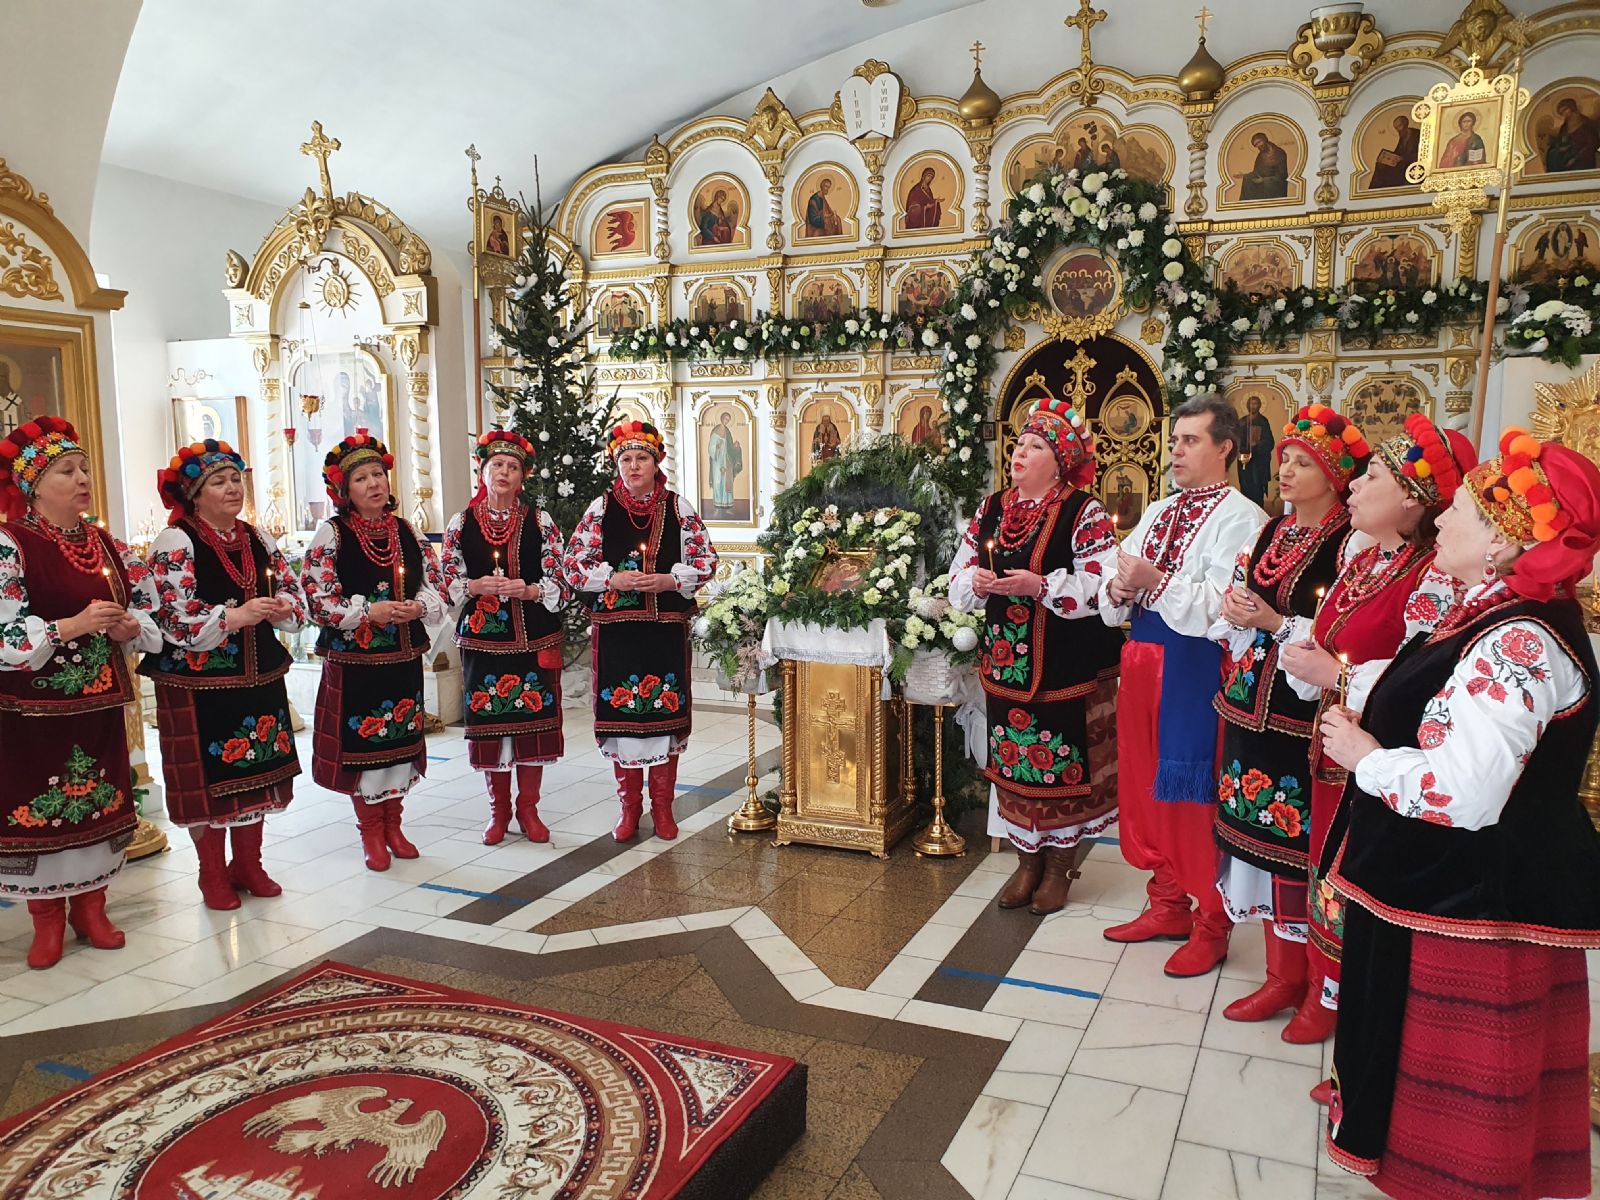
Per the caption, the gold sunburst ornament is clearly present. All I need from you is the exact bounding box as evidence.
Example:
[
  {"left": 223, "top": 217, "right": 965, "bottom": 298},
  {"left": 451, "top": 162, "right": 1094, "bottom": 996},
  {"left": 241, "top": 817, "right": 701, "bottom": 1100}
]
[
  {"left": 316, "top": 260, "right": 359, "bottom": 315},
  {"left": 1530, "top": 358, "right": 1600, "bottom": 455}
]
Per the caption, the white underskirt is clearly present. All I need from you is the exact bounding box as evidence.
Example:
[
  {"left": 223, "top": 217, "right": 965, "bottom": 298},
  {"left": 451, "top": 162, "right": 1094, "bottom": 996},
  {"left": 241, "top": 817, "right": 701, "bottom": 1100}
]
[
  {"left": 600, "top": 735, "right": 688, "bottom": 769},
  {"left": 1217, "top": 857, "right": 1309, "bottom": 942},
  {"left": 0, "top": 841, "right": 126, "bottom": 899},
  {"left": 353, "top": 762, "right": 423, "bottom": 805},
  {"left": 479, "top": 736, "right": 561, "bottom": 772},
  {"left": 985, "top": 783, "right": 1118, "bottom": 852}
]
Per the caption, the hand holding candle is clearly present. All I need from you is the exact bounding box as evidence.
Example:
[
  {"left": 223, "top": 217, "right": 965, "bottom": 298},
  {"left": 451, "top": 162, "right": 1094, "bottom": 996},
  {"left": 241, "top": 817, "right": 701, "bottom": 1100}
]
[{"left": 1337, "top": 652, "right": 1350, "bottom": 708}]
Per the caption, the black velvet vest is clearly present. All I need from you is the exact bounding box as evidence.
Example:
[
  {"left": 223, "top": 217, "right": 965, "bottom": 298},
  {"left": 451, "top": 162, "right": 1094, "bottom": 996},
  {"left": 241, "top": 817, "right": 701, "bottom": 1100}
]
[
  {"left": 454, "top": 504, "right": 561, "bottom": 652},
  {"left": 974, "top": 488, "right": 1123, "bottom": 703},
  {"left": 1326, "top": 595, "right": 1600, "bottom": 946},
  {"left": 1214, "top": 513, "right": 1349, "bottom": 735},
  {"left": 312, "top": 516, "right": 427, "bottom": 665},
  {"left": 587, "top": 489, "right": 691, "bottom": 622}
]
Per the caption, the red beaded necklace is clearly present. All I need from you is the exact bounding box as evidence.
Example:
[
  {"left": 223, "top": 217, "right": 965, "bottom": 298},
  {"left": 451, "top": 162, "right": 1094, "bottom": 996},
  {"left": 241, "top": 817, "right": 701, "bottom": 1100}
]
[
  {"left": 996, "top": 485, "right": 1062, "bottom": 554},
  {"left": 1328, "top": 541, "right": 1422, "bottom": 615},
  {"left": 194, "top": 517, "right": 255, "bottom": 591},
  {"left": 349, "top": 511, "right": 400, "bottom": 568},
  {"left": 1252, "top": 505, "right": 1345, "bottom": 588},
  {"left": 1428, "top": 579, "right": 1513, "bottom": 642},
  {"left": 474, "top": 498, "right": 520, "bottom": 547},
  {"left": 26, "top": 512, "right": 108, "bottom": 577},
  {"left": 613, "top": 478, "right": 664, "bottom": 531}
]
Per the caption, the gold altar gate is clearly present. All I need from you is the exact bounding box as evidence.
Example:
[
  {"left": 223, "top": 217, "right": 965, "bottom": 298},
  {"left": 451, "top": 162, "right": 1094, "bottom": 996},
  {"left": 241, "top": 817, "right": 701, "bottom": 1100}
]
[{"left": 774, "top": 659, "right": 914, "bottom": 858}]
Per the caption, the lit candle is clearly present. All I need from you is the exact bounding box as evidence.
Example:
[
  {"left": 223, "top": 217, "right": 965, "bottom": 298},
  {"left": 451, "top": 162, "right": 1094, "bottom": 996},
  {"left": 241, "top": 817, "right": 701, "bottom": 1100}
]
[
  {"left": 1314, "top": 585, "right": 1327, "bottom": 615},
  {"left": 984, "top": 538, "right": 996, "bottom": 573},
  {"left": 397, "top": 561, "right": 406, "bottom": 600},
  {"left": 492, "top": 548, "right": 502, "bottom": 576},
  {"left": 1338, "top": 652, "right": 1350, "bottom": 708},
  {"left": 265, "top": 568, "right": 275, "bottom": 597}
]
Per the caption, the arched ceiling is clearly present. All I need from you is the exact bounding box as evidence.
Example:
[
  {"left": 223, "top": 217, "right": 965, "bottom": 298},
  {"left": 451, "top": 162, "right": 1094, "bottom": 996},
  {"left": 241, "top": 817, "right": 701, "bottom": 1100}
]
[{"left": 101, "top": 0, "right": 1543, "bottom": 250}]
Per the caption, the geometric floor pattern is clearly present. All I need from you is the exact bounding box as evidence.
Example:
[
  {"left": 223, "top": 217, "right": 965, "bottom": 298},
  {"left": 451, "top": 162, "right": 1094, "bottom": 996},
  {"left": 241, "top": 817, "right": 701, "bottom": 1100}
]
[{"left": 2, "top": 703, "right": 1596, "bottom": 1199}]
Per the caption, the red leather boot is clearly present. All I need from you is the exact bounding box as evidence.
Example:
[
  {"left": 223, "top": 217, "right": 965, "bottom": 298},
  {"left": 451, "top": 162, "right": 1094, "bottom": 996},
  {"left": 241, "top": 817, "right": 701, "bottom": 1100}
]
[
  {"left": 382, "top": 797, "right": 420, "bottom": 859},
  {"left": 1223, "top": 924, "right": 1307, "bottom": 1021},
  {"left": 514, "top": 765, "right": 550, "bottom": 842},
  {"left": 226, "top": 820, "right": 283, "bottom": 897},
  {"left": 1103, "top": 901, "right": 1194, "bottom": 943},
  {"left": 195, "top": 826, "right": 242, "bottom": 910},
  {"left": 483, "top": 771, "right": 513, "bottom": 846},
  {"left": 613, "top": 763, "right": 645, "bottom": 842},
  {"left": 26, "top": 898, "right": 67, "bottom": 969},
  {"left": 1282, "top": 961, "right": 1338, "bottom": 1044},
  {"left": 647, "top": 757, "right": 679, "bottom": 840},
  {"left": 1163, "top": 910, "right": 1231, "bottom": 977},
  {"left": 67, "top": 886, "right": 125, "bottom": 950},
  {"left": 352, "top": 797, "right": 391, "bottom": 871}
]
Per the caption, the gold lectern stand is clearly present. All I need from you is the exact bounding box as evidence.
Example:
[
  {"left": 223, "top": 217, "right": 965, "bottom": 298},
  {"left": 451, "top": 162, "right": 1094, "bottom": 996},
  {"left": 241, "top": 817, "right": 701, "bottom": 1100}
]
[{"left": 774, "top": 658, "right": 913, "bottom": 858}]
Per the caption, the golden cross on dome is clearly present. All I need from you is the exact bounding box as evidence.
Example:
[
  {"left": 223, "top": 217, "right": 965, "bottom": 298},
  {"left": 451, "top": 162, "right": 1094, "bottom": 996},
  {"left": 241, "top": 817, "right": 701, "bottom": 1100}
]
[
  {"left": 1196, "top": 6, "right": 1213, "bottom": 37},
  {"left": 1064, "top": 0, "right": 1107, "bottom": 66},
  {"left": 971, "top": 40, "right": 985, "bottom": 68},
  {"left": 300, "top": 121, "right": 341, "bottom": 201}
]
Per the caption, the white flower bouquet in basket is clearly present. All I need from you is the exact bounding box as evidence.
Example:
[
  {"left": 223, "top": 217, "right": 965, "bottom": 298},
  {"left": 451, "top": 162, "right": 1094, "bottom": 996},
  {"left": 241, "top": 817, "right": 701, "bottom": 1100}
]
[
  {"left": 893, "top": 574, "right": 980, "bottom": 705},
  {"left": 693, "top": 565, "right": 776, "bottom": 693}
]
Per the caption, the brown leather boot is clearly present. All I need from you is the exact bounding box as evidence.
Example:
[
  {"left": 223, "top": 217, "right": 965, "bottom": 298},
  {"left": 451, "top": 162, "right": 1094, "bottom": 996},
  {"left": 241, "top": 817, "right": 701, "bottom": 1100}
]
[
  {"left": 1028, "top": 846, "right": 1082, "bottom": 916},
  {"left": 996, "top": 850, "right": 1044, "bottom": 909}
]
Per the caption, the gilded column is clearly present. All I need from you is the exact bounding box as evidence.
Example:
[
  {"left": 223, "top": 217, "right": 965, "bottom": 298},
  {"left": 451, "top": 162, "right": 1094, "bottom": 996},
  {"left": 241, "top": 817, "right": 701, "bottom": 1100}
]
[
  {"left": 396, "top": 328, "right": 433, "bottom": 533},
  {"left": 644, "top": 135, "right": 671, "bottom": 262},
  {"left": 250, "top": 335, "right": 285, "bottom": 536},
  {"left": 656, "top": 388, "right": 678, "bottom": 481},
  {"left": 1182, "top": 106, "right": 1214, "bottom": 219},
  {"left": 767, "top": 383, "right": 788, "bottom": 494},
  {"left": 766, "top": 264, "right": 785, "bottom": 318},
  {"left": 764, "top": 163, "right": 784, "bottom": 253},
  {"left": 967, "top": 128, "right": 994, "bottom": 234},
  {"left": 1313, "top": 93, "right": 1347, "bottom": 209},
  {"left": 860, "top": 136, "right": 888, "bottom": 245}
]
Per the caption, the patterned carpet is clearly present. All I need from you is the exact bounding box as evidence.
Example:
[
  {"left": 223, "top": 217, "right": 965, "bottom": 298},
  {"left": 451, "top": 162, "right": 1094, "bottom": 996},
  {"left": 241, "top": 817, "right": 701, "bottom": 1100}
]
[{"left": 0, "top": 961, "right": 806, "bottom": 1199}]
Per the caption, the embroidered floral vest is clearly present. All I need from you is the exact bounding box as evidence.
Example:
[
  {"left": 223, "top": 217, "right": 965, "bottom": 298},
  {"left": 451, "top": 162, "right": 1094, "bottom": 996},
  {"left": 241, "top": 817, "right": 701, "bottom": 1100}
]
[
  {"left": 313, "top": 516, "right": 428, "bottom": 665},
  {"left": 454, "top": 504, "right": 561, "bottom": 653}
]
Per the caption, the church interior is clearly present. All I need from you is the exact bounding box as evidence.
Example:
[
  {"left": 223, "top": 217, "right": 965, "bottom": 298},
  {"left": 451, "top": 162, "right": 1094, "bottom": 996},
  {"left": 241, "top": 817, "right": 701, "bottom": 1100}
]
[{"left": 4, "top": 1, "right": 1600, "bottom": 1197}]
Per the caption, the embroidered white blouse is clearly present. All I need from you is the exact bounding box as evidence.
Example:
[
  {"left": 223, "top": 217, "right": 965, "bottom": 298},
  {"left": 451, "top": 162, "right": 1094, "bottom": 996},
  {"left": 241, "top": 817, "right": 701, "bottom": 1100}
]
[
  {"left": 0, "top": 527, "right": 161, "bottom": 668},
  {"left": 440, "top": 506, "right": 570, "bottom": 614},
  {"left": 1351, "top": 581, "right": 1588, "bottom": 832},
  {"left": 301, "top": 519, "right": 449, "bottom": 632},
  {"left": 135, "top": 524, "right": 305, "bottom": 651},
  {"left": 948, "top": 492, "right": 1119, "bottom": 619}
]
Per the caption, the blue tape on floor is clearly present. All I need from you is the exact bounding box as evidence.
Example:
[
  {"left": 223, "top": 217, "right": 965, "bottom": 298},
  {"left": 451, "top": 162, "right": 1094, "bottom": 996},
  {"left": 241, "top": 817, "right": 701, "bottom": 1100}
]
[
  {"left": 425, "top": 755, "right": 452, "bottom": 763},
  {"left": 937, "top": 965, "right": 1102, "bottom": 1000},
  {"left": 36, "top": 1061, "right": 93, "bottom": 1082},
  {"left": 677, "top": 783, "right": 735, "bottom": 797},
  {"left": 0, "top": 898, "right": 13, "bottom": 908},
  {"left": 417, "top": 882, "right": 520, "bottom": 905},
  {"left": 1088, "top": 835, "right": 1121, "bottom": 846}
]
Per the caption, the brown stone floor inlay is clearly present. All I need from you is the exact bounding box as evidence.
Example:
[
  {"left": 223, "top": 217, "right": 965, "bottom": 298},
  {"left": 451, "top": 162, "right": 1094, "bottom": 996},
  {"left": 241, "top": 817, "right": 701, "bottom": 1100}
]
[
  {"left": 0, "top": 925, "right": 1005, "bottom": 1200},
  {"left": 533, "top": 815, "right": 995, "bottom": 986}
]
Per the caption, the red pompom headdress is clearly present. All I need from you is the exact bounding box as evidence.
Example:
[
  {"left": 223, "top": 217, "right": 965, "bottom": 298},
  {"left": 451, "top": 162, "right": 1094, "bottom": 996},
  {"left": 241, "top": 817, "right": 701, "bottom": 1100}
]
[
  {"left": 1019, "top": 398, "right": 1095, "bottom": 490},
  {"left": 1372, "top": 413, "right": 1476, "bottom": 507},
  {"left": 1278, "top": 404, "right": 1370, "bottom": 494},
  {"left": 0, "top": 416, "right": 86, "bottom": 520},
  {"left": 156, "top": 438, "right": 247, "bottom": 520},
  {"left": 322, "top": 428, "right": 395, "bottom": 505},
  {"left": 474, "top": 428, "right": 536, "bottom": 465},
  {"left": 1467, "top": 428, "right": 1600, "bottom": 601},
  {"left": 607, "top": 420, "right": 663, "bottom": 462}
]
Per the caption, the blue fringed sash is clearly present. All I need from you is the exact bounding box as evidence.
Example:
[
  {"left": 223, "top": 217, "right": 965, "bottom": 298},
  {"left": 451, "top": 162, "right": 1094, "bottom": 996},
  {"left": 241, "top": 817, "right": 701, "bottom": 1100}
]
[{"left": 1129, "top": 608, "right": 1221, "bottom": 804}]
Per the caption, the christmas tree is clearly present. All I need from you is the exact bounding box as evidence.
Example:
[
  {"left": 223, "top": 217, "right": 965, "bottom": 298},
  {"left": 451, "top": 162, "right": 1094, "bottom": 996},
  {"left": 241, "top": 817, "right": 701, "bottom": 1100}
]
[{"left": 488, "top": 187, "right": 617, "bottom": 543}]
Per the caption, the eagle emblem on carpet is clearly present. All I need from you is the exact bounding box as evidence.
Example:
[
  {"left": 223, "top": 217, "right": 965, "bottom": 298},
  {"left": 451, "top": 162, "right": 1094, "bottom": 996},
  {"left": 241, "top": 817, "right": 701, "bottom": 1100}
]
[{"left": 0, "top": 961, "right": 806, "bottom": 1199}]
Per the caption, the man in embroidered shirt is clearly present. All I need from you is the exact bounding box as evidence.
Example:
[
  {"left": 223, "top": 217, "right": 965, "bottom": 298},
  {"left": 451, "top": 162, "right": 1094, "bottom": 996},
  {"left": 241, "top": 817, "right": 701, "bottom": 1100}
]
[{"left": 1099, "top": 394, "right": 1268, "bottom": 976}]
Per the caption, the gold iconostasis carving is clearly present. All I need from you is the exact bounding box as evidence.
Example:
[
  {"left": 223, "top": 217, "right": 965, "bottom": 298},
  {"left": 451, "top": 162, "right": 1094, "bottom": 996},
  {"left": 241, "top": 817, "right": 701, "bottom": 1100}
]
[{"left": 458, "top": 1, "right": 1600, "bottom": 570}]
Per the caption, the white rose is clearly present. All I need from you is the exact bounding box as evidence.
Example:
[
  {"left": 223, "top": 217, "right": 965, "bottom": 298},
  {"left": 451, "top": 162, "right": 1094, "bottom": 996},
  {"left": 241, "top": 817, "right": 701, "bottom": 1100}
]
[
  {"left": 1162, "top": 238, "right": 1183, "bottom": 258},
  {"left": 1177, "top": 316, "right": 1199, "bottom": 338},
  {"left": 809, "top": 521, "right": 825, "bottom": 536},
  {"left": 1533, "top": 299, "right": 1567, "bottom": 321},
  {"left": 922, "top": 327, "right": 940, "bottom": 347},
  {"left": 690, "top": 326, "right": 700, "bottom": 336},
  {"left": 665, "top": 333, "right": 677, "bottom": 346},
  {"left": 1116, "top": 237, "right": 1129, "bottom": 250},
  {"left": 1138, "top": 202, "right": 1158, "bottom": 222},
  {"left": 692, "top": 616, "right": 711, "bottom": 638},
  {"left": 1026, "top": 182, "right": 1046, "bottom": 204},
  {"left": 1163, "top": 261, "right": 1184, "bottom": 282},
  {"left": 1404, "top": 311, "right": 1419, "bottom": 324},
  {"left": 733, "top": 336, "right": 748, "bottom": 350},
  {"left": 1231, "top": 317, "right": 1251, "bottom": 332},
  {"left": 1422, "top": 290, "right": 1438, "bottom": 305},
  {"left": 960, "top": 303, "right": 977, "bottom": 321},
  {"left": 959, "top": 446, "right": 972, "bottom": 461},
  {"left": 1127, "top": 229, "right": 1145, "bottom": 247},
  {"left": 1016, "top": 246, "right": 1030, "bottom": 259},
  {"left": 1082, "top": 172, "right": 1105, "bottom": 193}
]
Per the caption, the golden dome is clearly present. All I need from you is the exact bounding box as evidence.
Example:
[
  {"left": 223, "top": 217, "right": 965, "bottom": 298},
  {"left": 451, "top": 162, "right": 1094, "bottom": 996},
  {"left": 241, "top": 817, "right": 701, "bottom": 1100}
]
[
  {"left": 959, "top": 66, "right": 1002, "bottom": 126},
  {"left": 1178, "top": 36, "right": 1225, "bottom": 101}
]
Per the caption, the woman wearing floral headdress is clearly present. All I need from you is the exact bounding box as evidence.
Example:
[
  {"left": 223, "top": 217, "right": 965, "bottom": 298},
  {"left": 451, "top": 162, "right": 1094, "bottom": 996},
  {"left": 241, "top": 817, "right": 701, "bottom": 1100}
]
[
  {"left": 949, "top": 398, "right": 1124, "bottom": 916},
  {"left": 1208, "top": 405, "right": 1365, "bottom": 1023},
  {"left": 1318, "top": 428, "right": 1600, "bottom": 1200},
  {"left": 1278, "top": 412, "right": 1474, "bottom": 1064},
  {"left": 138, "top": 440, "right": 304, "bottom": 910},
  {"left": 441, "top": 429, "right": 570, "bottom": 845},
  {"left": 302, "top": 430, "right": 446, "bottom": 871},
  {"left": 0, "top": 418, "right": 158, "bottom": 969},
  {"left": 563, "top": 420, "right": 718, "bottom": 841}
]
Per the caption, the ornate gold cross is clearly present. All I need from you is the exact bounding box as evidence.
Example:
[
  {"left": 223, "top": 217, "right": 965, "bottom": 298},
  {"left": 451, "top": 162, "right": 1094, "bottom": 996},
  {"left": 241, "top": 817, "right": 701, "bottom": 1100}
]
[
  {"left": 815, "top": 690, "right": 851, "bottom": 784},
  {"left": 1064, "top": 0, "right": 1109, "bottom": 105},
  {"left": 300, "top": 121, "right": 341, "bottom": 201},
  {"left": 970, "top": 40, "right": 985, "bottom": 68},
  {"left": 1195, "top": 6, "right": 1213, "bottom": 36}
]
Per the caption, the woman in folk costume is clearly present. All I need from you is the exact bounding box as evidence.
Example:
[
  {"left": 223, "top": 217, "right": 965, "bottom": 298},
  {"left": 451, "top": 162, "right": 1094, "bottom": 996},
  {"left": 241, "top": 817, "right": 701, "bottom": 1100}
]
[
  {"left": 1278, "top": 414, "right": 1473, "bottom": 1069},
  {"left": 563, "top": 420, "right": 718, "bottom": 841},
  {"left": 949, "top": 398, "right": 1123, "bottom": 915},
  {"left": 441, "top": 429, "right": 569, "bottom": 845},
  {"left": 303, "top": 430, "right": 446, "bottom": 871},
  {"left": 1318, "top": 429, "right": 1600, "bottom": 1200},
  {"left": 0, "top": 418, "right": 157, "bottom": 968},
  {"left": 1208, "top": 406, "right": 1365, "bottom": 1022},
  {"left": 139, "top": 441, "right": 304, "bottom": 910}
]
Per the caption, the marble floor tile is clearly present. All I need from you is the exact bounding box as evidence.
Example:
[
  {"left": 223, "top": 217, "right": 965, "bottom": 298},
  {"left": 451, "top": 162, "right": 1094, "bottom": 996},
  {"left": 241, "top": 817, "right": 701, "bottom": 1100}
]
[
  {"left": 1007, "top": 949, "right": 1116, "bottom": 995},
  {"left": 901, "top": 998, "right": 1022, "bottom": 1041},
  {"left": 1022, "top": 1073, "right": 1185, "bottom": 1200},
  {"left": 942, "top": 1094, "right": 1049, "bottom": 1200},
  {"left": 1200, "top": 977, "right": 1324, "bottom": 1068},
  {"left": 1102, "top": 942, "right": 1221, "bottom": 1014},
  {"left": 865, "top": 954, "right": 938, "bottom": 998},
  {"left": 1068, "top": 859, "right": 1153, "bottom": 911},
  {"left": 1160, "top": 1141, "right": 1314, "bottom": 1200},
  {"left": 132, "top": 919, "right": 319, "bottom": 986},
  {"left": 1009, "top": 1180, "right": 1133, "bottom": 1200},
  {"left": 982, "top": 978, "right": 1100, "bottom": 1029},
  {"left": 1027, "top": 905, "right": 1140, "bottom": 964},
  {"left": 997, "top": 1020, "right": 1083, "bottom": 1079},
  {"left": 805, "top": 986, "right": 907, "bottom": 1019},
  {"left": 1177, "top": 1049, "right": 1321, "bottom": 1168},
  {"left": 1070, "top": 998, "right": 1205, "bottom": 1095},
  {"left": 983, "top": 1068, "right": 1064, "bottom": 1107}
]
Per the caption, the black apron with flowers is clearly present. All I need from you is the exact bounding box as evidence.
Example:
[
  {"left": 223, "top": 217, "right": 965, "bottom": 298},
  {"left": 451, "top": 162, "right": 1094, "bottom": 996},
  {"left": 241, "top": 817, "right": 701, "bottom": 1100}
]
[
  {"left": 975, "top": 488, "right": 1122, "bottom": 820},
  {"left": 588, "top": 489, "right": 693, "bottom": 741},
  {"left": 455, "top": 504, "right": 563, "bottom": 741}
]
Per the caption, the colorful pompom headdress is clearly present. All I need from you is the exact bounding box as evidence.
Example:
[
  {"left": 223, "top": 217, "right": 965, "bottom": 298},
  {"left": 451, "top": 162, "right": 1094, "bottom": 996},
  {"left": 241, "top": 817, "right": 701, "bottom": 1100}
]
[
  {"left": 1372, "top": 413, "right": 1476, "bottom": 507},
  {"left": 608, "top": 420, "right": 664, "bottom": 462},
  {"left": 474, "top": 428, "right": 536, "bottom": 465},
  {"left": 156, "top": 438, "right": 247, "bottom": 518},
  {"left": 1465, "top": 428, "right": 1600, "bottom": 601},
  {"left": 322, "top": 428, "right": 395, "bottom": 505},
  {"left": 1278, "top": 404, "right": 1370, "bottom": 494},
  {"left": 0, "top": 416, "right": 86, "bottom": 519},
  {"left": 1019, "top": 397, "right": 1095, "bottom": 490}
]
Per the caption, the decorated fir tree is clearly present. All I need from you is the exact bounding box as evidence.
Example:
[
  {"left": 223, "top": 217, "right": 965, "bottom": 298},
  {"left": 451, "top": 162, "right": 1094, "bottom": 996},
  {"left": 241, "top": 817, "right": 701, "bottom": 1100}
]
[{"left": 489, "top": 187, "right": 617, "bottom": 542}]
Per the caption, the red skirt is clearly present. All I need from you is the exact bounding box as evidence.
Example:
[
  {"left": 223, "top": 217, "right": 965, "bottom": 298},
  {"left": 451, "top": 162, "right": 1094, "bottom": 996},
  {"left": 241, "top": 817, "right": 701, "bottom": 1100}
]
[{"left": 1332, "top": 932, "right": 1592, "bottom": 1200}]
